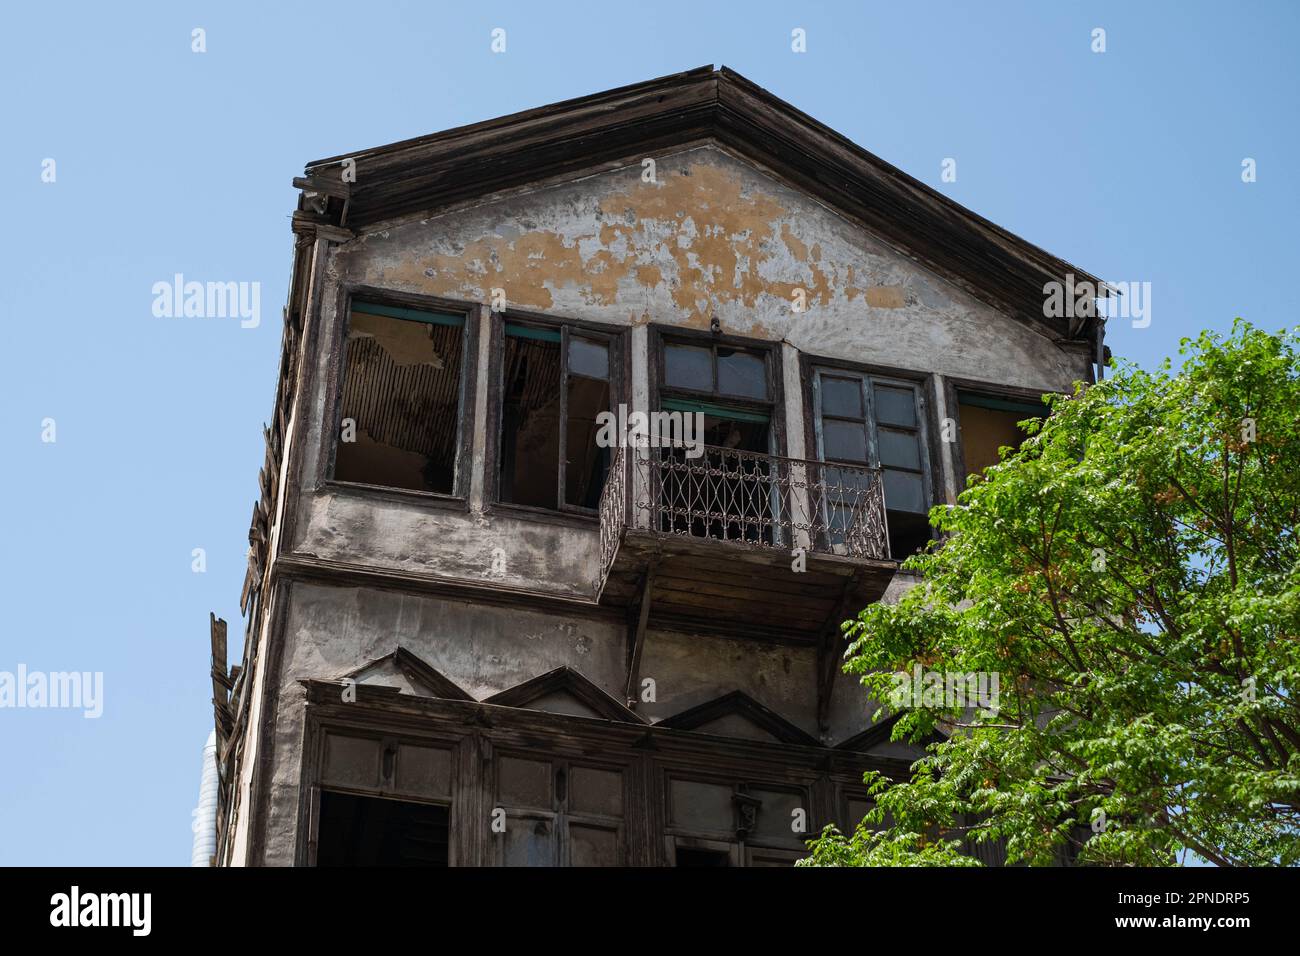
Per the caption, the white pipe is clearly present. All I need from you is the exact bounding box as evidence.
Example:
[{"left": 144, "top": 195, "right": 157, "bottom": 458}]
[{"left": 190, "top": 729, "right": 219, "bottom": 866}]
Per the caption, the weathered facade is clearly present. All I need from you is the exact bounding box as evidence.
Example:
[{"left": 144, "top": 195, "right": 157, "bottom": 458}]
[{"left": 209, "top": 67, "right": 1106, "bottom": 866}]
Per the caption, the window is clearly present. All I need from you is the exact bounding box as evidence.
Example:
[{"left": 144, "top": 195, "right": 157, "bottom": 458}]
[
  {"left": 956, "top": 390, "right": 1047, "bottom": 488},
  {"left": 499, "top": 321, "right": 613, "bottom": 511},
  {"left": 316, "top": 791, "right": 449, "bottom": 866},
  {"left": 658, "top": 337, "right": 778, "bottom": 543},
  {"left": 812, "top": 369, "right": 933, "bottom": 557},
  {"left": 494, "top": 754, "right": 627, "bottom": 866},
  {"left": 659, "top": 339, "right": 774, "bottom": 453},
  {"left": 332, "top": 300, "right": 467, "bottom": 495}
]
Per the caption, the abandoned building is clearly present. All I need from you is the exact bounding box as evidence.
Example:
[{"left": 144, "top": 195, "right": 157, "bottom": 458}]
[{"left": 206, "top": 66, "right": 1107, "bottom": 866}]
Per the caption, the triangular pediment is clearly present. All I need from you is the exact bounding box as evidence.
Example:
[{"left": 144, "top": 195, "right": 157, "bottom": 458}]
[
  {"left": 341, "top": 647, "right": 473, "bottom": 701},
  {"left": 836, "top": 711, "right": 948, "bottom": 754},
  {"left": 294, "top": 66, "right": 1103, "bottom": 341},
  {"left": 657, "top": 691, "right": 818, "bottom": 747},
  {"left": 485, "top": 667, "right": 647, "bottom": 724}
]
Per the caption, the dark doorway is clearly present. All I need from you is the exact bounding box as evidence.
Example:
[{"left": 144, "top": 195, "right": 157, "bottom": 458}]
[
  {"left": 316, "top": 791, "right": 449, "bottom": 866},
  {"left": 675, "top": 846, "right": 731, "bottom": 867}
]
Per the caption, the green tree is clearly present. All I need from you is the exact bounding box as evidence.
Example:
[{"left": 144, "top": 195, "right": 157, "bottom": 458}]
[{"left": 802, "top": 321, "right": 1300, "bottom": 867}]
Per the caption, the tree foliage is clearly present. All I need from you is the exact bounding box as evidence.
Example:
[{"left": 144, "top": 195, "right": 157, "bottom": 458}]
[{"left": 802, "top": 321, "right": 1300, "bottom": 867}]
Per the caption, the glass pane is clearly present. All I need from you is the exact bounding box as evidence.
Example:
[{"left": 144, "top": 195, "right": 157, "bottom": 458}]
[
  {"left": 569, "top": 824, "right": 623, "bottom": 866},
  {"left": 878, "top": 427, "right": 921, "bottom": 470},
  {"left": 565, "top": 373, "right": 612, "bottom": 508},
  {"left": 883, "top": 468, "right": 926, "bottom": 513},
  {"left": 821, "top": 376, "right": 863, "bottom": 418},
  {"left": 873, "top": 384, "right": 917, "bottom": 427},
  {"left": 568, "top": 337, "right": 609, "bottom": 380},
  {"left": 334, "top": 309, "right": 464, "bottom": 494},
  {"left": 664, "top": 343, "right": 712, "bottom": 390},
  {"left": 498, "top": 757, "right": 552, "bottom": 809},
  {"left": 717, "top": 348, "right": 767, "bottom": 399},
  {"left": 503, "top": 818, "right": 556, "bottom": 867},
  {"left": 824, "top": 465, "right": 875, "bottom": 494},
  {"left": 569, "top": 767, "right": 623, "bottom": 817},
  {"left": 500, "top": 335, "right": 561, "bottom": 508},
  {"left": 823, "top": 419, "right": 868, "bottom": 462}
]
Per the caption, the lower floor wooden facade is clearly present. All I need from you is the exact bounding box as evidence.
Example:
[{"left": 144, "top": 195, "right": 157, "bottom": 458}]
[{"left": 294, "top": 680, "right": 908, "bottom": 867}]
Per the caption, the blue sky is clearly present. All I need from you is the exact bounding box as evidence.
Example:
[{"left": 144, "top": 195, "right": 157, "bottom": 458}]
[{"left": 1, "top": 1, "right": 1296, "bottom": 865}]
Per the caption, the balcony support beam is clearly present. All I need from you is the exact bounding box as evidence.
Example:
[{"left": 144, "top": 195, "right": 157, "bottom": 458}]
[
  {"left": 624, "top": 563, "right": 657, "bottom": 709},
  {"left": 817, "top": 571, "right": 862, "bottom": 737}
]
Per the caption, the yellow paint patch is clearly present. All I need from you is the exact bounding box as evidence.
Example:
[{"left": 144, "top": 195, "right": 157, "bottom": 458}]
[
  {"left": 865, "top": 285, "right": 907, "bottom": 309},
  {"left": 369, "top": 156, "right": 864, "bottom": 326}
]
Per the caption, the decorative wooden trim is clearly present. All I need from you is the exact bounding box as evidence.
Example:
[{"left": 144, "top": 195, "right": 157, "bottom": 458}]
[
  {"left": 341, "top": 646, "right": 475, "bottom": 702},
  {"left": 484, "top": 666, "right": 649, "bottom": 724},
  {"left": 657, "top": 690, "right": 819, "bottom": 747}
]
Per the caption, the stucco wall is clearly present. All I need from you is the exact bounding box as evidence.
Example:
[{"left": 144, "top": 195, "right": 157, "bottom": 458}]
[
  {"left": 331, "top": 145, "right": 1088, "bottom": 388},
  {"left": 288, "top": 144, "right": 1089, "bottom": 591}
]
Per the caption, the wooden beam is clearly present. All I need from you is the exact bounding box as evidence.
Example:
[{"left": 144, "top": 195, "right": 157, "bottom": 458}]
[
  {"left": 624, "top": 565, "right": 656, "bottom": 709},
  {"left": 817, "top": 572, "right": 861, "bottom": 736}
]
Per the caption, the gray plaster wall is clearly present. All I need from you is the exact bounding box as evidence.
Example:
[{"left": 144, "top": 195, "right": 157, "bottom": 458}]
[
  {"left": 287, "top": 143, "right": 1089, "bottom": 596},
  {"left": 328, "top": 145, "right": 1088, "bottom": 387}
]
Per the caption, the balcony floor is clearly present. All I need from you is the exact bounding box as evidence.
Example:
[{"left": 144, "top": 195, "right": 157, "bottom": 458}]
[{"left": 598, "top": 529, "right": 898, "bottom": 644}]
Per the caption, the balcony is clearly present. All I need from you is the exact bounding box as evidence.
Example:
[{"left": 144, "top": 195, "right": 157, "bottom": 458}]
[{"left": 596, "top": 443, "right": 899, "bottom": 644}]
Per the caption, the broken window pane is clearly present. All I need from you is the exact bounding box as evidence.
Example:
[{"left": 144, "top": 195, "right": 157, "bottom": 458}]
[
  {"left": 333, "top": 304, "right": 465, "bottom": 494},
  {"left": 664, "top": 343, "right": 712, "bottom": 390},
  {"left": 716, "top": 348, "right": 767, "bottom": 399},
  {"left": 500, "top": 331, "right": 562, "bottom": 508},
  {"left": 957, "top": 394, "right": 1043, "bottom": 484},
  {"left": 501, "top": 325, "right": 614, "bottom": 512},
  {"left": 565, "top": 338, "right": 611, "bottom": 509},
  {"left": 675, "top": 846, "right": 731, "bottom": 867},
  {"left": 316, "top": 791, "right": 449, "bottom": 867}
]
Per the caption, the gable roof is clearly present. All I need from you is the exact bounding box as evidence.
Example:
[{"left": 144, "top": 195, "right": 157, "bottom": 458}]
[
  {"left": 340, "top": 646, "right": 473, "bottom": 701},
  {"left": 484, "top": 666, "right": 647, "bottom": 724},
  {"left": 656, "top": 690, "right": 819, "bottom": 747},
  {"left": 295, "top": 65, "right": 1105, "bottom": 342}
]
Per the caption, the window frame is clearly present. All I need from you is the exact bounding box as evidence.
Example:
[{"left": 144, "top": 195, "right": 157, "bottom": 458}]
[
  {"left": 806, "top": 361, "right": 937, "bottom": 552},
  {"left": 490, "top": 748, "right": 631, "bottom": 867},
  {"left": 488, "top": 309, "right": 626, "bottom": 519},
  {"left": 324, "top": 288, "right": 478, "bottom": 506},
  {"left": 650, "top": 326, "right": 785, "bottom": 457},
  {"left": 304, "top": 725, "right": 460, "bottom": 867},
  {"left": 943, "top": 377, "right": 1051, "bottom": 494}
]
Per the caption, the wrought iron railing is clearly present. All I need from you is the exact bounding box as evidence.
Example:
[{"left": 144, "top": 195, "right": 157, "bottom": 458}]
[
  {"left": 597, "top": 443, "right": 628, "bottom": 589},
  {"left": 596, "top": 442, "right": 889, "bottom": 595}
]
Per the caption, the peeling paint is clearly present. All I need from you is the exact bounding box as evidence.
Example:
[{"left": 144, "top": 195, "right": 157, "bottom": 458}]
[{"left": 334, "top": 144, "right": 1091, "bottom": 417}]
